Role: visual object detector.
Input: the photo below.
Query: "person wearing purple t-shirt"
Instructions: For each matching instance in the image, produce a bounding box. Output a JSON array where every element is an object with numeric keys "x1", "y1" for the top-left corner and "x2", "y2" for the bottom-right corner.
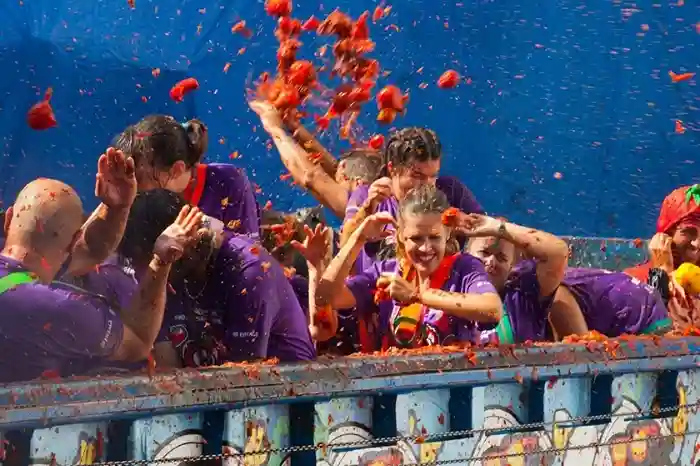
[
  {"x1": 463, "y1": 215, "x2": 570, "y2": 344},
  {"x1": 315, "y1": 185, "x2": 501, "y2": 350},
  {"x1": 340, "y1": 128, "x2": 484, "y2": 273},
  {"x1": 553, "y1": 269, "x2": 672, "y2": 337},
  {"x1": 0, "y1": 158, "x2": 200, "y2": 382},
  {"x1": 115, "y1": 189, "x2": 315, "y2": 368},
  {"x1": 113, "y1": 115, "x2": 260, "y2": 238}
]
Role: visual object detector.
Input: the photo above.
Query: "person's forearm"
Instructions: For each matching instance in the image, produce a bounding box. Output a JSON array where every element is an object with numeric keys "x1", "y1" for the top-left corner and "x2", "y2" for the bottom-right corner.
[
  {"x1": 317, "y1": 229, "x2": 366, "y2": 307},
  {"x1": 499, "y1": 222, "x2": 569, "y2": 263},
  {"x1": 308, "y1": 266, "x2": 338, "y2": 341},
  {"x1": 69, "y1": 204, "x2": 129, "y2": 274},
  {"x1": 340, "y1": 203, "x2": 373, "y2": 247},
  {"x1": 269, "y1": 128, "x2": 348, "y2": 218},
  {"x1": 122, "y1": 256, "x2": 171, "y2": 349},
  {"x1": 290, "y1": 124, "x2": 339, "y2": 177},
  {"x1": 420, "y1": 289, "x2": 502, "y2": 323}
]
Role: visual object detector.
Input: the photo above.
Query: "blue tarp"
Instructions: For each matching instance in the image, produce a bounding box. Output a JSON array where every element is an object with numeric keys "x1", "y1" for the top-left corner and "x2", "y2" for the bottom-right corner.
[{"x1": 0, "y1": 0, "x2": 697, "y2": 236}]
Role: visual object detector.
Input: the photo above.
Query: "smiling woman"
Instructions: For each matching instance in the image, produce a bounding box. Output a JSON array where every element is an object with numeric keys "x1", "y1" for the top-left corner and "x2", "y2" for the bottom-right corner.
[{"x1": 315, "y1": 184, "x2": 501, "y2": 351}]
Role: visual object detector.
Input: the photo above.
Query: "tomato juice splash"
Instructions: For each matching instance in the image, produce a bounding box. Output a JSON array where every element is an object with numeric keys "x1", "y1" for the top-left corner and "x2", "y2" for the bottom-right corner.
[{"x1": 250, "y1": 4, "x2": 403, "y2": 148}]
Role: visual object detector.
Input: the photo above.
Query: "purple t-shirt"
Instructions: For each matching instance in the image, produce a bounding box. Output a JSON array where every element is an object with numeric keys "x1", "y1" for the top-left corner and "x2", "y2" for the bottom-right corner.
[
  {"x1": 345, "y1": 253, "x2": 496, "y2": 348},
  {"x1": 476, "y1": 260, "x2": 553, "y2": 345},
  {"x1": 0, "y1": 255, "x2": 123, "y2": 383},
  {"x1": 562, "y1": 268, "x2": 671, "y2": 336},
  {"x1": 158, "y1": 234, "x2": 315, "y2": 366},
  {"x1": 288, "y1": 274, "x2": 309, "y2": 319},
  {"x1": 193, "y1": 163, "x2": 261, "y2": 239},
  {"x1": 77, "y1": 256, "x2": 138, "y2": 311},
  {"x1": 344, "y1": 176, "x2": 483, "y2": 272}
]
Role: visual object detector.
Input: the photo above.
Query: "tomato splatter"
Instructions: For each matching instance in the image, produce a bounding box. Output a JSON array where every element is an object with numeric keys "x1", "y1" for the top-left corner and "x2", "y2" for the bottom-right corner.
[
  {"x1": 376, "y1": 85, "x2": 408, "y2": 124},
  {"x1": 441, "y1": 207, "x2": 460, "y2": 227},
  {"x1": 27, "y1": 88, "x2": 57, "y2": 131},
  {"x1": 675, "y1": 120, "x2": 686, "y2": 134},
  {"x1": 231, "y1": 20, "x2": 253, "y2": 38},
  {"x1": 437, "y1": 69, "x2": 460, "y2": 89},
  {"x1": 169, "y1": 78, "x2": 199, "y2": 103},
  {"x1": 264, "y1": 0, "x2": 292, "y2": 17},
  {"x1": 301, "y1": 16, "x2": 321, "y2": 31},
  {"x1": 669, "y1": 71, "x2": 695, "y2": 83},
  {"x1": 368, "y1": 134, "x2": 384, "y2": 149}
]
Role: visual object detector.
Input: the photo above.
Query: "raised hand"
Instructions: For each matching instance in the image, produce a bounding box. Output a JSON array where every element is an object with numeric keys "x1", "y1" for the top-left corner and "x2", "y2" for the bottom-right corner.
[
  {"x1": 377, "y1": 273, "x2": 418, "y2": 304},
  {"x1": 649, "y1": 232, "x2": 674, "y2": 273},
  {"x1": 153, "y1": 205, "x2": 203, "y2": 264},
  {"x1": 95, "y1": 147, "x2": 137, "y2": 209},
  {"x1": 291, "y1": 223, "x2": 331, "y2": 271},
  {"x1": 365, "y1": 177, "x2": 393, "y2": 212},
  {"x1": 359, "y1": 212, "x2": 397, "y2": 242},
  {"x1": 249, "y1": 99, "x2": 284, "y2": 134},
  {"x1": 457, "y1": 213, "x2": 503, "y2": 237}
]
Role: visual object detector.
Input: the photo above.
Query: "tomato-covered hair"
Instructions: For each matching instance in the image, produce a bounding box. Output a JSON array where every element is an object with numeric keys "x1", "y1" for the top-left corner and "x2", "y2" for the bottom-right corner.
[
  {"x1": 398, "y1": 184, "x2": 450, "y2": 220},
  {"x1": 383, "y1": 127, "x2": 441, "y2": 172}
]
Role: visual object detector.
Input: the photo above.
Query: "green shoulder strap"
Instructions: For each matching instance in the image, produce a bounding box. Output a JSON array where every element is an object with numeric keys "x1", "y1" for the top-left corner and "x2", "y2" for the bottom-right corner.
[
  {"x1": 0, "y1": 271, "x2": 38, "y2": 295},
  {"x1": 495, "y1": 305, "x2": 515, "y2": 344}
]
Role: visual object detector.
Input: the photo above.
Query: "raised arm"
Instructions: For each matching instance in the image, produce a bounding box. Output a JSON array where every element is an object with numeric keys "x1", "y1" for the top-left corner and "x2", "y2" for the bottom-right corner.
[
  {"x1": 293, "y1": 224, "x2": 338, "y2": 342},
  {"x1": 285, "y1": 117, "x2": 339, "y2": 177},
  {"x1": 250, "y1": 101, "x2": 349, "y2": 219},
  {"x1": 458, "y1": 213, "x2": 569, "y2": 297},
  {"x1": 112, "y1": 205, "x2": 202, "y2": 362},
  {"x1": 317, "y1": 212, "x2": 396, "y2": 309},
  {"x1": 67, "y1": 148, "x2": 137, "y2": 276}
]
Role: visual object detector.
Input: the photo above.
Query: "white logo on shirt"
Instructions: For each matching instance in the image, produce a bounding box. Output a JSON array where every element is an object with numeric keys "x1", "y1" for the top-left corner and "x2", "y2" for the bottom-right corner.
[{"x1": 101, "y1": 319, "x2": 114, "y2": 348}]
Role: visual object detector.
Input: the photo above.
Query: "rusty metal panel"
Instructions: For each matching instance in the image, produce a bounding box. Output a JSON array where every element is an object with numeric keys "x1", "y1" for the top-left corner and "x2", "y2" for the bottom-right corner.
[{"x1": 0, "y1": 337, "x2": 697, "y2": 429}]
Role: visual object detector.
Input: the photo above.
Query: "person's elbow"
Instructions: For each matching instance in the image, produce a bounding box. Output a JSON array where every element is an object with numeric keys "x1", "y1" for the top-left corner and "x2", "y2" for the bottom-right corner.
[
  {"x1": 111, "y1": 329, "x2": 154, "y2": 363},
  {"x1": 482, "y1": 293, "x2": 503, "y2": 323}
]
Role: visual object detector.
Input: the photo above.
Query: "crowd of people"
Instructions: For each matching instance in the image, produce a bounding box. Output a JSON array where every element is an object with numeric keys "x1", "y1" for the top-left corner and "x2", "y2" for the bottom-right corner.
[{"x1": 0, "y1": 101, "x2": 697, "y2": 384}]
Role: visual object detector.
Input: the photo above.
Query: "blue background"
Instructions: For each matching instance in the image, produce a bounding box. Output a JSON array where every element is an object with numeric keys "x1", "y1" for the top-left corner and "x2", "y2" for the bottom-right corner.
[{"x1": 0, "y1": 0, "x2": 697, "y2": 237}]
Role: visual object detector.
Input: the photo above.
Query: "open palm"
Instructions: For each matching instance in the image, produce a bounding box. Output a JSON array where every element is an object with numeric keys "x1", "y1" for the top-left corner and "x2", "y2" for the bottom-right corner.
[{"x1": 95, "y1": 147, "x2": 137, "y2": 209}]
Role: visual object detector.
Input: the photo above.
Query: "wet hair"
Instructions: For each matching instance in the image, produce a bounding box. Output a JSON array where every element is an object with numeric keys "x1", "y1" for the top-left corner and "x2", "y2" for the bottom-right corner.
[
  {"x1": 112, "y1": 115, "x2": 206, "y2": 170},
  {"x1": 118, "y1": 189, "x2": 185, "y2": 262},
  {"x1": 260, "y1": 210, "x2": 306, "y2": 273},
  {"x1": 394, "y1": 185, "x2": 452, "y2": 263},
  {"x1": 383, "y1": 127, "x2": 441, "y2": 173},
  {"x1": 398, "y1": 184, "x2": 450, "y2": 220},
  {"x1": 339, "y1": 149, "x2": 382, "y2": 184}
]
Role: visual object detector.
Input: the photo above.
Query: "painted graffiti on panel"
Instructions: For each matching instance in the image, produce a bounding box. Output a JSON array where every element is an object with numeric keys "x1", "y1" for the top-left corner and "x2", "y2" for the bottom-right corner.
[
  {"x1": 471, "y1": 407, "x2": 554, "y2": 466},
  {"x1": 318, "y1": 408, "x2": 446, "y2": 466},
  {"x1": 29, "y1": 430, "x2": 102, "y2": 466},
  {"x1": 151, "y1": 429, "x2": 206, "y2": 466},
  {"x1": 223, "y1": 418, "x2": 291, "y2": 466},
  {"x1": 594, "y1": 397, "x2": 674, "y2": 465}
]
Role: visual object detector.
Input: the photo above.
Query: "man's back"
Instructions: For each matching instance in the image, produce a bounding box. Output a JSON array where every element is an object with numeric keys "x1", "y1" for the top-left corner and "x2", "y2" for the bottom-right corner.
[{"x1": 0, "y1": 255, "x2": 123, "y2": 383}]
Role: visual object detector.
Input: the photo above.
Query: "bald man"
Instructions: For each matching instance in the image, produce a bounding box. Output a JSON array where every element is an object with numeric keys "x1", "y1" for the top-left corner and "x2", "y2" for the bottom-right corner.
[{"x1": 0, "y1": 151, "x2": 203, "y2": 382}]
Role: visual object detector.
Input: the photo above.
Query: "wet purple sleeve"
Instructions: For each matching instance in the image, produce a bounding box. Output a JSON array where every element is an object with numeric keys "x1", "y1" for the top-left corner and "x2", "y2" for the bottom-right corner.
[
  {"x1": 344, "y1": 185, "x2": 370, "y2": 224},
  {"x1": 345, "y1": 262, "x2": 383, "y2": 315},
  {"x1": 455, "y1": 254, "x2": 498, "y2": 295},
  {"x1": 223, "y1": 261, "x2": 276, "y2": 360},
  {"x1": 220, "y1": 166, "x2": 261, "y2": 239},
  {"x1": 56, "y1": 294, "x2": 125, "y2": 358}
]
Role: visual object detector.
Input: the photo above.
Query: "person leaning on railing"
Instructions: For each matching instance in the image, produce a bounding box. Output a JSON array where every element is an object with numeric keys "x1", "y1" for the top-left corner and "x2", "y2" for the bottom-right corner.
[
  {"x1": 315, "y1": 185, "x2": 502, "y2": 351},
  {"x1": 112, "y1": 189, "x2": 315, "y2": 369},
  {"x1": 461, "y1": 214, "x2": 570, "y2": 344},
  {"x1": 0, "y1": 149, "x2": 202, "y2": 383}
]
